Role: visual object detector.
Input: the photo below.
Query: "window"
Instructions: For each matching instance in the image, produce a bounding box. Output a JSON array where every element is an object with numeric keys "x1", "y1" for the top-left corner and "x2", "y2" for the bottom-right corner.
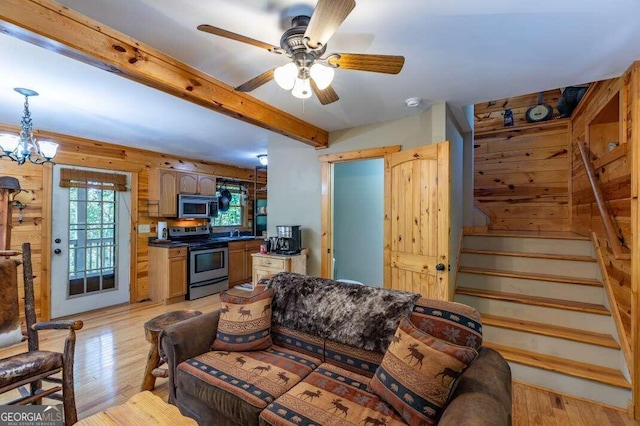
[{"x1": 211, "y1": 187, "x2": 244, "y2": 227}]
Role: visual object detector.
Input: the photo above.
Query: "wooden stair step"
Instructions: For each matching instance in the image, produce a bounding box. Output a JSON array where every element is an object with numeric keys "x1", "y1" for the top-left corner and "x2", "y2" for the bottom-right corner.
[
  {"x1": 462, "y1": 230, "x2": 589, "y2": 240},
  {"x1": 461, "y1": 249, "x2": 596, "y2": 263},
  {"x1": 458, "y1": 267, "x2": 602, "y2": 287},
  {"x1": 481, "y1": 313, "x2": 620, "y2": 349},
  {"x1": 456, "y1": 287, "x2": 610, "y2": 315},
  {"x1": 484, "y1": 342, "x2": 631, "y2": 389}
]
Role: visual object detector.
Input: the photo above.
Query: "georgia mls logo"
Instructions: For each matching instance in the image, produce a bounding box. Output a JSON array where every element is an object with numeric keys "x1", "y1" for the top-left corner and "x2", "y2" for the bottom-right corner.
[{"x1": 0, "y1": 405, "x2": 63, "y2": 426}]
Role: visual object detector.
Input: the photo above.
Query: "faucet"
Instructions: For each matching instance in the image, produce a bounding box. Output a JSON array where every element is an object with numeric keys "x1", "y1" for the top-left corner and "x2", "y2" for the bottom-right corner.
[{"x1": 229, "y1": 229, "x2": 240, "y2": 238}]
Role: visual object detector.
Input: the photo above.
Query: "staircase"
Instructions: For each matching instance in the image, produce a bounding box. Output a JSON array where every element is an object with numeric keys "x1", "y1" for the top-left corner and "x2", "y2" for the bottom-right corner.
[{"x1": 454, "y1": 231, "x2": 631, "y2": 408}]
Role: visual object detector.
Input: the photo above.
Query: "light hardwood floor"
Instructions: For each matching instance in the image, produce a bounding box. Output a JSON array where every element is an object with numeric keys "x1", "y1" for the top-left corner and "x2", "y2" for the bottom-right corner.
[{"x1": 0, "y1": 295, "x2": 638, "y2": 425}]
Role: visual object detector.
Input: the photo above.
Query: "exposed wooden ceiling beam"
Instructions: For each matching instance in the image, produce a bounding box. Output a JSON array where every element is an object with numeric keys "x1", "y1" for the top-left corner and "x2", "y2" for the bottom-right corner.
[{"x1": 0, "y1": 0, "x2": 329, "y2": 148}]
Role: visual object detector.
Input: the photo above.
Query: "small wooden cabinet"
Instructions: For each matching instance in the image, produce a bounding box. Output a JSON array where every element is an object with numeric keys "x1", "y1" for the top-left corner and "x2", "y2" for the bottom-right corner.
[
  {"x1": 148, "y1": 246, "x2": 187, "y2": 304},
  {"x1": 228, "y1": 239, "x2": 263, "y2": 286},
  {"x1": 177, "y1": 173, "x2": 198, "y2": 194},
  {"x1": 252, "y1": 252, "x2": 307, "y2": 286},
  {"x1": 197, "y1": 175, "x2": 217, "y2": 196}
]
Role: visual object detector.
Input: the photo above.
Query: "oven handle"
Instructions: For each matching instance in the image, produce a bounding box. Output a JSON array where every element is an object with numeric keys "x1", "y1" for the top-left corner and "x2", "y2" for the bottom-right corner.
[
  {"x1": 190, "y1": 276, "x2": 228, "y2": 287},
  {"x1": 189, "y1": 245, "x2": 228, "y2": 252}
]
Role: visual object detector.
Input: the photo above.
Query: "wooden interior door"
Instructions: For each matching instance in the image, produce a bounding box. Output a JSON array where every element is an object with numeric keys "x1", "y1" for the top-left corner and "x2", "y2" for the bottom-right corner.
[{"x1": 384, "y1": 142, "x2": 450, "y2": 300}]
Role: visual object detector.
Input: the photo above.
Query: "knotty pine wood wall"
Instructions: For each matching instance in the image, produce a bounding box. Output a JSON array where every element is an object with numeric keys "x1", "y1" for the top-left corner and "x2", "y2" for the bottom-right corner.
[
  {"x1": 474, "y1": 116, "x2": 571, "y2": 231},
  {"x1": 569, "y1": 73, "x2": 633, "y2": 359},
  {"x1": 0, "y1": 123, "x2": 264, "y2": 321}
]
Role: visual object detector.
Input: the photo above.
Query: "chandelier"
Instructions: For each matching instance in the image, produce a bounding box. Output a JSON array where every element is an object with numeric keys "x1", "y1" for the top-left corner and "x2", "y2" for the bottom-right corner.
[{"x1": 0, "y1": 88, "x2": 58, "y2": 165}]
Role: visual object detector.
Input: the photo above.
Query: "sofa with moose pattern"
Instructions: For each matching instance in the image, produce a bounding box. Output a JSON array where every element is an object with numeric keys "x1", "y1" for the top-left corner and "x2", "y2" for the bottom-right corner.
[{"x1": 160, "y1": 273, "x2": 511, "y2": 425}]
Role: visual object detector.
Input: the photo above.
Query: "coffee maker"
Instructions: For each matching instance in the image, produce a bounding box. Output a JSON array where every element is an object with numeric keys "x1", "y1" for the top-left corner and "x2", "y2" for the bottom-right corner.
[{"x1": 274, "y1": 225, "x2": 302, "y2": 255}]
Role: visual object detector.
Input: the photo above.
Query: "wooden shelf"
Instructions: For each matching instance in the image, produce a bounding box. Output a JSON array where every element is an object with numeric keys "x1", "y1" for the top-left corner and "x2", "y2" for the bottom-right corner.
[
  {"x1": 484, "y1": 342, "x2": 630, "y2": 389},
  {"x1": 456, "y1": 287, "x2": 610, "y2": 315},
  {"x1": 475, "y1": 118, "x2": 570, "y2": 139}
]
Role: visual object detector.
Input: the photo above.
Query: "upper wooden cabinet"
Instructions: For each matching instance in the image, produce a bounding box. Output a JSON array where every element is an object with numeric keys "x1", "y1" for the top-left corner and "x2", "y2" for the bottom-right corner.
[
  {"x1": 148, "y1": 168, "x2": 177, "y2": 217},
  {"x1": 177, "y1": 173, "x2": 198, "y2": 194},
  {"x1": 178, "y1": 172, "x2": 217, "y2": 196},
  {"x1": 149, "y1": 169, "x2": 217, "y2": 217},
  {"x1": 198, "y1": 175, "x2": 217, "y2": 196}
]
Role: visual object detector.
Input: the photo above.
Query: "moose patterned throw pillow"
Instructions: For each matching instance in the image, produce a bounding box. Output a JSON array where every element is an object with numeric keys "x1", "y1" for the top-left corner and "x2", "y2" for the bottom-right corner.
[
  {"x1": 368, "y1": 316, "x2": 478, "y2": 426},
  {"x1": 211, "y1": 288, "x2": 274, "y2": 352}
]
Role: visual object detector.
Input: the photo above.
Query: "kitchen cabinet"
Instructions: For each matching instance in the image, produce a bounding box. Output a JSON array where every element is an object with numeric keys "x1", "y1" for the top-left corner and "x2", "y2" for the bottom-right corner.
[
  {"x1": 148, "y1": 169, "x2": 217, "y2": 217},
  {"x1": 198, "y1": 175, "x2": 217, "y2": 196},
  {"x1": 245, "y1": 240, "x2": 262, "y2": 282},
  {"x1": 228, "y1": 239, "x2": 263, "y2": 287},
  {"x1": 228, "y1": 242, "x2": 246, "y2": 285},
  {"x1": 177, "y1": 173, "x2": 198, "y2": 194},
  {"x1": 178, "y1": 172, "x2": 217, "y2": 196},
  {"x1": 148, "y1": 168, "x2": 177, "y2": 217},
  {"x1": 252, "y1": 252, "x2": 307, "y2": 287},
  {"x1": 148, "y1": 246, "x2": 187, "y2": 304}
]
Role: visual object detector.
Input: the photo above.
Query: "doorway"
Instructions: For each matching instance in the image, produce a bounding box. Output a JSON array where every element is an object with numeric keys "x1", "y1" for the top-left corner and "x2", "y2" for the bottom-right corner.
[
  {"x1": 50, "y1": 165, "x2": 131, "y2": 318},
  {"x1": 320, "y1": 142, "x2": 451, "y2": 299},
  {"x1": 332, "y1": 159, "x2": 384, "y2": 286}
]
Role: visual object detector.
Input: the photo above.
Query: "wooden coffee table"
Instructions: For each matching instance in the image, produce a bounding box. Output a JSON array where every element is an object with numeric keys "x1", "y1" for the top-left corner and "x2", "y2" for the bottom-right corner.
[{"x1": 75, "y1": 391, "x2": 197, "y2": 425}]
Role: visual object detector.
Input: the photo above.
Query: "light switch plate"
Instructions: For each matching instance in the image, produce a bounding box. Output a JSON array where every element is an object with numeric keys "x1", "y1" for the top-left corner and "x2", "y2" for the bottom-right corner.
[{"x1": 138, "y1": 224, "x2": 151, "y2": 233}]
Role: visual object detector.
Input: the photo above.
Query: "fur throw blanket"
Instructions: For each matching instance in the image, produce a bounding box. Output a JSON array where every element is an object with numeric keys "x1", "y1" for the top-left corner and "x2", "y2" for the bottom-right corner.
[{"x1": 267, "y1": 273, "x2": 420, "y2": 352}]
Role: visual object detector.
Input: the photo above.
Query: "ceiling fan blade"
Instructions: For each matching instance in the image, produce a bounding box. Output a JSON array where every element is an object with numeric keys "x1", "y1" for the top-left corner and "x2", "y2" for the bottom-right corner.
[
  {"x1": 197, "y1": 24, "x2": 280, "y2": 52},
  {"x1": 234, "y1": 69, "x2": 275, "y2": 92},
  {"x1": 328, "y1": 53, "x2": 405, "y2": 74},
  {"x1": 304, "y1": 0, "x2": 356, "y2": 49},
  {"x1": 311, "y1": 80, "x2": 339, "y2": 105}
]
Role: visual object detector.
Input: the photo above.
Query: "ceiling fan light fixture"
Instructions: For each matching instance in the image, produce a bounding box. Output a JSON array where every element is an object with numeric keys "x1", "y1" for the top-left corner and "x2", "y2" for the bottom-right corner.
[
  {"x1": 274, "y1": 62, "x2": 298, "y2": 90},
  {"x1": 309, "y1": 63, "x2": 334, "y2": 90},
  {"x1": 292, "y1": 77, "x2": 312, "y2": 99}
]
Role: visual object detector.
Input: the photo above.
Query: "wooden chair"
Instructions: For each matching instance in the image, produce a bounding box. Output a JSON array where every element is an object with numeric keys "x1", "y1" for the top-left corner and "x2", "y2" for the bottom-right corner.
[{"x1": 0, "y1": 242, "x2": 83, "y2": 426}]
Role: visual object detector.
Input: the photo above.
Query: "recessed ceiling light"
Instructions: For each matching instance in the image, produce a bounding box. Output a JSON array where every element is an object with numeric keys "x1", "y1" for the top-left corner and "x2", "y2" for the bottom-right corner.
[{"x1": 405, "y1": 97, "x2": 422, "y2": 108}]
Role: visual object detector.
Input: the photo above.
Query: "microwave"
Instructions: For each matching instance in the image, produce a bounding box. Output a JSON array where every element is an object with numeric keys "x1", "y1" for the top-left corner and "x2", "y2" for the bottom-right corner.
[{"x1": 177, "y1": 194, "x2": 218, "y2": 219}]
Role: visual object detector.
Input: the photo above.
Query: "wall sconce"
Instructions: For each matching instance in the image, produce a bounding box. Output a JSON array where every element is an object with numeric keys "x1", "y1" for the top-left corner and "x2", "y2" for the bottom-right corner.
[
  {"x1": 257, "y1": 154, "x2": 268, "y2": 166},
  {"x1": 12, "y1": 200, "x2": 26, "y2": 223}
]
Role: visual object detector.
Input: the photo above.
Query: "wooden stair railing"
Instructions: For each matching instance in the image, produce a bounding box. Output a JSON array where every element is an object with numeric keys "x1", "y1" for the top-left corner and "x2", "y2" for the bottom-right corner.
[{"x1": 577, "y1": 141, "x2": 631, "y2": 260}]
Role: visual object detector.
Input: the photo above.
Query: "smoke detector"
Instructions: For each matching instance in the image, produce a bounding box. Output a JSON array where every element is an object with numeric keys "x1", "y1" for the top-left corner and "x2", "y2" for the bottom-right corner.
[{"x1": 404, "y1": 97, "x2": 422, "y2": 108}]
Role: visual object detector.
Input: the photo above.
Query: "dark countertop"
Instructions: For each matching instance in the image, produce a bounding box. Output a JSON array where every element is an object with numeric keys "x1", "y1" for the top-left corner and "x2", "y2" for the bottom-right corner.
[
  {"x1": 147, "y1": 235, "x2": 261, "y2": 248},
  {"x1": 147, "y1": 240, "x2": 189, "y2": 248}
]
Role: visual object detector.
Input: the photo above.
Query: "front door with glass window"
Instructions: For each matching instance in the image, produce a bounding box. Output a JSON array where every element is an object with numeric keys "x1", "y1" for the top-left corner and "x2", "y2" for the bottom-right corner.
[{"x1": 51, "y1": 165, "x2": 131, "y2": 318}]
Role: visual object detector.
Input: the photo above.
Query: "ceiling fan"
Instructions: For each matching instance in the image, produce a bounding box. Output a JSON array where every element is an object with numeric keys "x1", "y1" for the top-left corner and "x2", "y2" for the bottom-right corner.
[{"x1": 197, "y1": 0, "x2": 405, "y2": 105}]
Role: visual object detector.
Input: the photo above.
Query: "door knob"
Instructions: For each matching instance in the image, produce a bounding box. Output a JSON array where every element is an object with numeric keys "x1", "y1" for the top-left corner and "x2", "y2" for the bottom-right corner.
[
  {"x1": 435, "y1": 263, "x2": 446, "y2": 271},
  {"x1": 54, "y1": 248, "x2": 62, "y2": 255}
]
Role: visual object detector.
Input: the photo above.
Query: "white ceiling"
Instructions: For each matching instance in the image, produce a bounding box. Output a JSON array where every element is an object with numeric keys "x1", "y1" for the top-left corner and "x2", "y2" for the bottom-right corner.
[{"x1": 1, "y1": 0, "x2": 639, "y2": 168}]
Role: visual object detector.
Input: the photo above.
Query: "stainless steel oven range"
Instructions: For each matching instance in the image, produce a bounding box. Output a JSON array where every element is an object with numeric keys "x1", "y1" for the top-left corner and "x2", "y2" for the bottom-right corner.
[{"x1": 168, "y1": 226, "x2": 229, "y2": 300}]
